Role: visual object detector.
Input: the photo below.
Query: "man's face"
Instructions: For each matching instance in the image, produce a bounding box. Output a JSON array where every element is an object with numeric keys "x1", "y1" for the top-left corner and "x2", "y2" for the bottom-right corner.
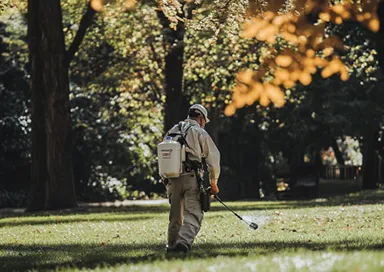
[{"x1": 200, "y1": 117, "x2": 206, "y2": 128}]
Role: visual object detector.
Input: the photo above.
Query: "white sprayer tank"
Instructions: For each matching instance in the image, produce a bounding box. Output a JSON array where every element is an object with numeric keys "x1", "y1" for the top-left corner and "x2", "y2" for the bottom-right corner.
[{"x1": 158, "y1": 136, "x2": 185, "y2": 178}]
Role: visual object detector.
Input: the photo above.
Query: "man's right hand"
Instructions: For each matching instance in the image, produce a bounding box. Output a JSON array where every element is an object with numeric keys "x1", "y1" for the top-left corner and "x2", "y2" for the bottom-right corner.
[{"x1": 210, "y1": 179, "x2": 219, "y2": 195}]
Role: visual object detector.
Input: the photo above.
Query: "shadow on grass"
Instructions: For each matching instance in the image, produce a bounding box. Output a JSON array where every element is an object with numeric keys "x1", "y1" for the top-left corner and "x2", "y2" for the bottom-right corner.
[
  {"x1": 1, "y1": 239, "x2": 383, "y2": 271},
  {"x1": 0, "y1": 205, "x2": 170, "y2": 221},
  {"x1": 0, "y1": 190, "x2": 383, "y2": 224},
  {"x1": 0, "y1": 214, "x2": 157, "y2": 228}
]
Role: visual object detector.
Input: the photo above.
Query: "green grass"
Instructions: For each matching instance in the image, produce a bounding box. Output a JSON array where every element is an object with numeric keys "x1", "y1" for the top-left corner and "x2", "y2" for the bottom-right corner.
[{"x1": 0, "y1": 190, "x2": 383, "y2": 271}]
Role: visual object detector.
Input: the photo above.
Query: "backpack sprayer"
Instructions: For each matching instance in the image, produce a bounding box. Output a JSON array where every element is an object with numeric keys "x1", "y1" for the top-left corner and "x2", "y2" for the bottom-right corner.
[{"x1": 214, "y1": 195, "x2": 259, "y2": 230}]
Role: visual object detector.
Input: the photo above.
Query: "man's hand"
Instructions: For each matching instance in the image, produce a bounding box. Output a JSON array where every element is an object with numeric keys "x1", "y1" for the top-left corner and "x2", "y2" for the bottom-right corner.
[{"x1": 210, "y1": 179, "x2": 219, "y2": 195}]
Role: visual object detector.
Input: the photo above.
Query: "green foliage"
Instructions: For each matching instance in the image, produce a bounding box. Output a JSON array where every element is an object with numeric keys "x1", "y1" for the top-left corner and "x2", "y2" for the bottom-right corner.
[
  {"x1": 0, "y1": 189, "x2": 27, "y2": 208},
  {"x1": 62, "y1": 1, "x2": 164, "y2": 200},
  {"x1": 0, "y1": 3, "x2": 165, "y2": 202},
  {"x1": 0, "y1": 8, "x2": 30, "y2": 197}
]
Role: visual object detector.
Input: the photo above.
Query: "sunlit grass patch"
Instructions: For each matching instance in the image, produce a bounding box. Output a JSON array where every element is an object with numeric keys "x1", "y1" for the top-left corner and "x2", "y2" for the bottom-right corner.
[{"x1": 0, "y1": 190, "x2": 383, "y2": 271}]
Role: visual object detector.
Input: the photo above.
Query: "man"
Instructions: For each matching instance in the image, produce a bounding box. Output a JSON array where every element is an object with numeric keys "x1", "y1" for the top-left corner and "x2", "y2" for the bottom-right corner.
[{"x1": 164, "y1": 104, "x2": 220, "y2": 255}]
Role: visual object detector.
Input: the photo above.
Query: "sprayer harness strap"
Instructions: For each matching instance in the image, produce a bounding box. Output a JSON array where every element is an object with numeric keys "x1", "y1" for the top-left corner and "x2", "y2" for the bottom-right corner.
[{"x1": 167, "y1": 122, "x2": 193, "y2": 148}]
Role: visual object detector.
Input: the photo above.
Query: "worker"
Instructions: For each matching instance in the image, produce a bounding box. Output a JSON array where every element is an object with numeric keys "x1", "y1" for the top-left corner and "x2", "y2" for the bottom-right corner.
[{"x1": 163, "y1": 104, "x2": 220, "y2": 255}]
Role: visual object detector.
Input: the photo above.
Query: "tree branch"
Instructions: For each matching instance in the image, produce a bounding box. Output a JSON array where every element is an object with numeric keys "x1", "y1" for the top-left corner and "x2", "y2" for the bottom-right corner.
[{"x1": 65, "y1": 3, "x2": 96, "y2": 66}]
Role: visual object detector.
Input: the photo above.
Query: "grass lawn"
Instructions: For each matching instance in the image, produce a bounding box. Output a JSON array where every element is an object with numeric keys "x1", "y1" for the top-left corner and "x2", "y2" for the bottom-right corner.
[{"x1": 0, "y1": 190, "x2": 383, "y2": 271}]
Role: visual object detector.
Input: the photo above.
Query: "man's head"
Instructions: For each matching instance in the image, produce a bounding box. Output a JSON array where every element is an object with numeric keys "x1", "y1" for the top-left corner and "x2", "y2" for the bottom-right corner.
[{"x1": 188, "y1": 104, "x2": 210, "y2": 128}]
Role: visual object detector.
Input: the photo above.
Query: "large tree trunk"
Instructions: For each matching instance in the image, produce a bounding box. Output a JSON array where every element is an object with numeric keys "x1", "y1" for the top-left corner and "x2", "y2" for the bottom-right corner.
[
  {"x1": 27, "y1": 0, "x2": 77, "y2": 210},
  {"x1": 157, "y1": 5, "x2": 195, "y2": 133}
]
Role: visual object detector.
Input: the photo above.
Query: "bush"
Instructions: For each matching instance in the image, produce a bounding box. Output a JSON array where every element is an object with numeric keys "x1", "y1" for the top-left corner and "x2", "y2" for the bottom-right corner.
[{"x1": 0, "y1": 189, "x2": 28, "y2": 208}]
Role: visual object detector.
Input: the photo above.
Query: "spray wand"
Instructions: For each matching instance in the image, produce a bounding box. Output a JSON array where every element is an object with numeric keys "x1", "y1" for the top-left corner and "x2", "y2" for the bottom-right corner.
[{"x1": 214, "y1": 195, "x2": 258, "y2": 230}]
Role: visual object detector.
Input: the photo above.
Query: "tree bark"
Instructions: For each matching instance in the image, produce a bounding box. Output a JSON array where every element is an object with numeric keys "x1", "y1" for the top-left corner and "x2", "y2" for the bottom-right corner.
[
  {"x1": 157, "y1": 5, "x2": 195, "y2": 132},
  {"x1": 65, "y1": 3, "x2": 96, "y2": 65},
  {"x1": 27, "y1": 0, "x2": 77, "y2": 210}
]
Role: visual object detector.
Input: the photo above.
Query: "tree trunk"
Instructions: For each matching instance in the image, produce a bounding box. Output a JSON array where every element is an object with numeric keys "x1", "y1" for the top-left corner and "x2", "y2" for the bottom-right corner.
[
  {"x1": 27, "y1": 0, "x2": 77, "y2": 210},
  {"x1": 362, "y1": 128, "x2": 378, "y2": 189},
  {"x1": 157, "y1": 5, "x2": 195, "y2": 133}
]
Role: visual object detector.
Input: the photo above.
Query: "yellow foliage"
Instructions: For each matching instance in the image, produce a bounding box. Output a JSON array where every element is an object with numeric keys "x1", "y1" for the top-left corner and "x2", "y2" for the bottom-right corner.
[
  {"x1": 323, "y1": 47, "x2": 334, "y2": 57},
  {"x1": 304, "y1": 65, "x2": 317, "y2": 74},
  {"x1": 281, "y1": 31, "x2": 299, "y2": 44},
  {"x1": 283, "y1": 80, "x2": 295, "y2": 88},
  {"x1": 299, "y1": 72, "x2": 312, "y2": 86},
  {"x1": 250, "y1": 82, "x2": 263, "y2": 99},
  {"x1": 286, "y1": 23, "x2": 296, "y2": 33},
  {"x1": 265, "y1": 83, "x2": 285, "y2": 107},
  {"x1": 364, "y1": 12, "x2": 372, "y2": 20},
  {"x1": 332, "y1": 4, "x2": 345, "y2": 14},
  {"x1": 368, "y1": 19, "x2": 380, "y2": 32},
  {"x1": 237, "y1": 69, "x2": 254, "y2": 84},
  {"x1": 259, "y1": 92, "x2": 270, "y2": 107},
  {"x1": 91, "y1": 0, "x2": 103, "y2": 11},
  {"x1": 257, "y1": 24, "x2": 278, "y2": 42},
  {"x1": 321, "y1": 66, "x2": 333, "y2": 78},
  {"x1": 241, "y1": 19, "x2": 268, "y2": 38},
  {"x1": 224, "y1": 104, "x2": 236, "y2": 116},
  {"x1": 306, "y1": 49, "x2": 315, "y2": 58},
  {"x1": 319, "y1": 12, "x2": 331, "y2": 22},
  {"x1": 123, "y1": 0, "x2": 136, "y2": 10},
  {"x1": 275, "y1": 68, "x2": 290, "y2": 81},
  {"x1": 289, "y1": 70, "x2": 300, "y2": 81},
  {"x1": 275, "y1": 55, "x2": 293, "y2": 67},
  {"x1": 228, "y1": 0, "x2": 381, "y2": 115},
  {"x1": 314, "y1": 57, "x2": 327, "y2": 67},
  {"x1": 335, "y1": 16, "x2": 343, "y2": 24},
  {"x1": 340, "y1": 70, "x2": 349, "y2": 81},
  {"x1": 298, "y1": 35, "x2": 307, "y2": 44}
]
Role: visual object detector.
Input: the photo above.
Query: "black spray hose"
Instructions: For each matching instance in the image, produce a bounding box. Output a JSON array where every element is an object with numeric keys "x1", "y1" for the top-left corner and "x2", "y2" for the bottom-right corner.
[{"x1": 214, "y1": 195, "x2": 258, "y2": 230}]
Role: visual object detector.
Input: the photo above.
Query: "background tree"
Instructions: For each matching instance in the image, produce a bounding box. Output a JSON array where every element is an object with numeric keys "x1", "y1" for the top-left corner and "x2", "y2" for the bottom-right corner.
[
  {"x1": 27, "y1": 0, "x2": 96, "y2": 210},
  {"x1": 224, "y1": 0, "x2": 384, "y2": 190}
]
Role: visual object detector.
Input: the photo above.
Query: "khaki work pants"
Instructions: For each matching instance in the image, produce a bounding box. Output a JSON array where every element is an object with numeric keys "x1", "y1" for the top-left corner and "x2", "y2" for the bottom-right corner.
[{"x1": 167, "y1": 172, "x2": 203, "y2": 250}]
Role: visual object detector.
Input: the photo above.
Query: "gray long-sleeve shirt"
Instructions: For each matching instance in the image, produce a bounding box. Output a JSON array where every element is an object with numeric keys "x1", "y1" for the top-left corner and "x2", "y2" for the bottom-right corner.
[{"x1": 166, "y1": 119, "x2": 221, "y2": 180}]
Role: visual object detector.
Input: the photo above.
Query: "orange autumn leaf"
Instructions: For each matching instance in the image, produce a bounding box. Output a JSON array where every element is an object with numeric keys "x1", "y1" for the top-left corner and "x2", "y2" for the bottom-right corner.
[
  {"x1": 259, "y1": 91, "x2": 270, "y2": 107},
  {"x1": 265, "y1": 83, "x2": 285, "y2": 107},
  {"x1": 368, "y1": 19, "x2": 380, "y2": 32},
  {"x1": 224, "y1": 104, "x2": 236, "y2": 116},
  {"x1": 123, "y1": 0, "x2": 136, "y2": 10},
  {"x1": 299, "y1": 72, "x2": 312, "y2": 86},
  {"x1": 275, "y1": 55, "x2": 293, "y2": 67},
  {"x1": 91, "y1": 0, "x2": 103, "y2": 11},
  {"x1": 237, "y1": 69, "x2": 254, "y2": 84},
  {"x1": 323, "y1": 47, "x2": 334, "y2": 57}
]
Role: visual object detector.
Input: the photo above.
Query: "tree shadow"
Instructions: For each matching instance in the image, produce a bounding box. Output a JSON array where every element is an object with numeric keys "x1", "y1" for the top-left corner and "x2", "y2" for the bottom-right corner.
[
  {"x1": 0, "y1": 238, "x2": 383, "y2": 271},
  {"x1": 0, "y1": 190, "x2": 383, "y2": 224},
  {"x1": 0, "y1": 214, "x2": 156, "y2": 228},
  {"x1": 0, "y1": 204, "x2": 170, "y2": 221}
]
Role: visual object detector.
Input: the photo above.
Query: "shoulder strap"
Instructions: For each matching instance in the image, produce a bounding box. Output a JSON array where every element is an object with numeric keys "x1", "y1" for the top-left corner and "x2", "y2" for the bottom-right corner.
[
  {"x1": 179, "y1": 122, "x2": 193, "y2": 148},
  {"x1": 166, "y1": 122, "x2": 194, "y2": 148}
]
